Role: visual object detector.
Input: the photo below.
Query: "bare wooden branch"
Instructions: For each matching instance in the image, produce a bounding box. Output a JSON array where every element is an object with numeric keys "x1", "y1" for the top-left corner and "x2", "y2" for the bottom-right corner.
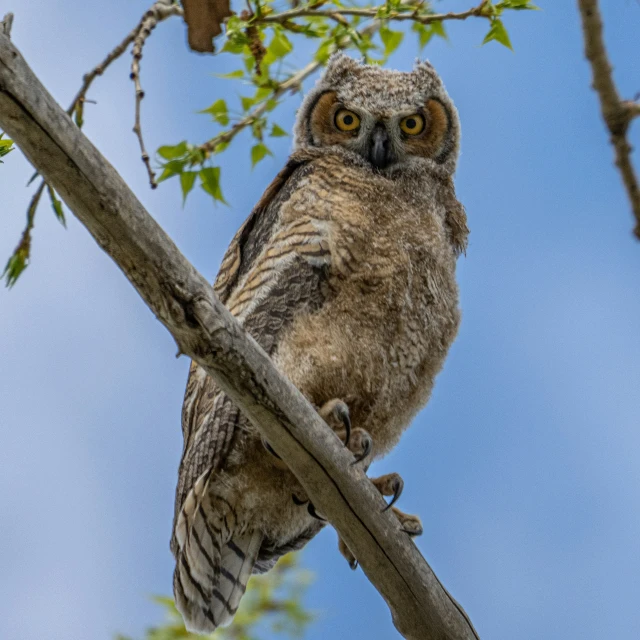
[
  {"x1": 577, "y1": 0, "x2": 640, "y2": 240},
  {"x1": 0, "y1": 32, "x2": 480, "y2": 640}
]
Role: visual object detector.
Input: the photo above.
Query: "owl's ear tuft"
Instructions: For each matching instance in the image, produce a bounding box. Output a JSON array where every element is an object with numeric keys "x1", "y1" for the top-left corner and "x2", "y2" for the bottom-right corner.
[
  {"x1": 322, "y1": 52, "x2": 362, "y2": 85},
  {"x1": 412, "y1": 59, "x2": 440, "y2": 85}
]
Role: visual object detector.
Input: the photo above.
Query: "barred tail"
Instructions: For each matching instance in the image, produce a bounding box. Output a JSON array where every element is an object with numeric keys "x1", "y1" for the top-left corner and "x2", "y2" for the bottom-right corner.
[
  {"x1": 172, "y1": 474, "x2": 262, "y2": 633},
  {"x1": 214, "y1": 531, "x2": 263, "y2": 627}
]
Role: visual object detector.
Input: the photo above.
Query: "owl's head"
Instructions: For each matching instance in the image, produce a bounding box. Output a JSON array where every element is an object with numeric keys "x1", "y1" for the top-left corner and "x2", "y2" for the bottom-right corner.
[{"x1": 294, "y1": 53, "x2": 460, "y2": 176}]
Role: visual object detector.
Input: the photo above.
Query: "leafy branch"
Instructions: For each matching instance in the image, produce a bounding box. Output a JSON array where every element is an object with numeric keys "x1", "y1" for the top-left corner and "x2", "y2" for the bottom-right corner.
[
  {"x1": 156, "y1": 0, "x2": 537, "y2": 204},
  {"x1": 3, "y1": 0, "x2": 536, "y2": 282},
  {"x1": 116, "y1": 555, "x2": 314, "y2": 640},
  {"x1": 2, "y1": 1, "x2": 182, "y2": 287}
]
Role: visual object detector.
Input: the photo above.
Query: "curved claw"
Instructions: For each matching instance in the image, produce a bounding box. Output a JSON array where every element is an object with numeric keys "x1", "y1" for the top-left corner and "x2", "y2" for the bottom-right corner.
[
  {"x1": 382, "y1": 475, "x2": 404, "y2": 512},
  {"x1": 292, "y1": 493, "x2": 308, "y2": 506},
  {"x1": 349, "y1": 558, "x2": 359, "y2": 571},
  {"x1": 351, "y1": 434, "x2": 372, "y2": 465},
  {"x1": 336, "y1": 403, "x2": 351, "y2": 448},
  {"x1": 262, "y1": 438, "x2": 281, "y2": 460},
  {"x1": 307, "y1": 502, "x2": 327, "y2": 522},
  {"x1": 402, "y1": 524, "x2": 424, "y2": 537}
]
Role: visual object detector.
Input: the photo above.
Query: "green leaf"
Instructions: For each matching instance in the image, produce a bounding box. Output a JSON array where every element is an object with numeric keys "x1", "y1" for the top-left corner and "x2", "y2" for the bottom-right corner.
[
  {"x1": 251, "y1": 143, "x2": 272, "y2": 167},
  {"x1": 214, "y1": 69, "x2": 245, "y2": 79},
  {"x1": 2, "y1": 250, "x2": 28, "y2": 288},
  {"x1": 0, "y1": 133, "x2": 14, "y2": 162},
  {"x1": 179, "y1": 171, "x2": 197, "y2": 204},
  {"x1": 47, "y1": 185, "x2": 66, "y2": 227},
  {"x1": 156, "y1": 159, "x2": 187, "y2": 183},
  {"x1": 241, "y1": 95, "x2": 256, "y2": 112},
  {"x1": 74, "y1": 101, "x2": 84, "y2": 129},
  {"x1": 199, "y1": 167, "x2": 226, "y2": 203},
  {"x1": 269, "y1": 31, "x2": 293, "y2": 59},
  {"x1": 431, "y1": 20, "x2": 448, "y2": 40},
  {"x1": 270, "y1": 123, "x2": 288, "y2": 138},
  {"x1": 157, "y1": 142, "x2": 188, "y2": 160},
  {"x1": 199, "y1": 99, "x2": 229, "y2": 125},
  {"x1": 482, "y1": 18, "x2": 513, "y2": 50},
  {"x1": 314, "y1": 38, "x2": 334, "y2": 63},
  {"x1": 379, "y1": 26, "x2": 404, "y2": 56},
  {"x1": 255, "y1": 86, "x2": 273, "y2": 102},
  {"x1": 497, "y1": 0, "x2": 539, "y2": 9}
]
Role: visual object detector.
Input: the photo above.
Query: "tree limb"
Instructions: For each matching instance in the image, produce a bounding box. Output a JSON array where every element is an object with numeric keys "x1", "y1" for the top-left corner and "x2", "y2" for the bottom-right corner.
[
  {"x1": 0, "y1": 31, "x2": 480, "y2": 640},
  {"x1": 577, "y1": 0, "x2": 640, "y2": 240}
]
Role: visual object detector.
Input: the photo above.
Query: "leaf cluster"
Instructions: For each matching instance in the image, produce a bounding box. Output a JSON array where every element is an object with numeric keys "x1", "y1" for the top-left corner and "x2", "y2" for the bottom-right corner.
[
  {"x1": 4, "y1": 1, "x2": 537, "y2": 286},
  {"x1": 116, "y1": 554, "x2": 314, "y2": 640}
]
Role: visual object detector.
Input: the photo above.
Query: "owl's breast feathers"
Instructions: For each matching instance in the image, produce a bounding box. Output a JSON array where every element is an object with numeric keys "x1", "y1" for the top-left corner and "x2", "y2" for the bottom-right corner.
[{"x1": 172, "y1": 150, "x2": 464, "y2": 633}]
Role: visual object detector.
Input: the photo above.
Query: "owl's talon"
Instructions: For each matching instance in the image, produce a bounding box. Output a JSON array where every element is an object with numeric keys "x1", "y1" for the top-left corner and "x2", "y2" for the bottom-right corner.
[
  {"x1": 307, "y1": 502, "x2": 326, "y2": 522},
  {"x1": 370, "y1": 472, "x2": 404, "y2": 511},
  {"x1": 351, "y1": 431, "x2": 373, "y2": 465},
  {"x1": 319, "y1": 399, "x2": 351, "y2": 448},
  {"x1": 292, "y1": 493, "x2": 308, "y2": 506},
  {"x1": 338, "y1": 536, "x2": 358, "y2": 569}
]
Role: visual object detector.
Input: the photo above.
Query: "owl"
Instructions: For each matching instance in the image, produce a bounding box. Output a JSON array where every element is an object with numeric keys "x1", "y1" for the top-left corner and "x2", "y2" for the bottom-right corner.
[{"x1": 171, "y1": 52, "x2": 469, "y2": 633}]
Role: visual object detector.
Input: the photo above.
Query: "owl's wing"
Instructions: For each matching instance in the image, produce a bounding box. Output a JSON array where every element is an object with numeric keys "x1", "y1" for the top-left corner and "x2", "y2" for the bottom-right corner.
[
  {"x1": 173, "y1": 156, "x2": 334, "y2": 630},
  {"x1": 173, "y1": 153, "x2": 331, "y2": 535},
  {"x1": 177, "y1": 155, "x2": 308, "y2": 464}
]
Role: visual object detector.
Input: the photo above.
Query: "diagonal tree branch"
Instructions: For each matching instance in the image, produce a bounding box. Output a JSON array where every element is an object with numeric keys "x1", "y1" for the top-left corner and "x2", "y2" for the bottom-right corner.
[
  {"x1": 577, "y1": 0, "x2": 640, "y2": 240},
  {"x1": 0, "y1": 31, "x2": 480, "y2": 640}
]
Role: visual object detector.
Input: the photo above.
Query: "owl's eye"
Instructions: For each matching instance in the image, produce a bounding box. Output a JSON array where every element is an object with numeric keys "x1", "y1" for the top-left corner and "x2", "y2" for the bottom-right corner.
[
  {"x1": 335, "y1": 109, "x2": 360, "y2": 132},
  {"x1": 400, "y1": 114, "x2": 425, "y2": 136}
]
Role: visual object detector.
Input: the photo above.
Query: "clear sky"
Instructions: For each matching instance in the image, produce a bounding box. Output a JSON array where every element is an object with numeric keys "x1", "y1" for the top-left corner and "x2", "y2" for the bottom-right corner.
[{"x1": 1, "y1": 1, "x2": 640, "y2": 639}]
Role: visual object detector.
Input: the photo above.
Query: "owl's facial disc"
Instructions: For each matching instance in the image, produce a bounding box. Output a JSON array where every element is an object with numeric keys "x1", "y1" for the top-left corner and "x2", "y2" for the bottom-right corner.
[{"x1": 306, "y1": 89, "x2": 456, "y2": 171}]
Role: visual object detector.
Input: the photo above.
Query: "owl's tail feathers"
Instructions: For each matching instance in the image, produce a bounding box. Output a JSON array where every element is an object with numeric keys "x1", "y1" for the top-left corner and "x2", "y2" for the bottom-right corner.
[
  {"x1": 172, "y1": 478, "x2": 263, "y2": 633},
  {"x1": 216, "y1": 530, "x2": 263, "y2": 626}
]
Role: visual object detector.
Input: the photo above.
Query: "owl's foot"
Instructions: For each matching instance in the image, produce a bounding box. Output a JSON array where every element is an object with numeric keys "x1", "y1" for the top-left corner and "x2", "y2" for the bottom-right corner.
[
  {"x1": 337, "y1": 473, "x2": 422, "y2": 570},
  {"x1": 262, "y1": 398, "x2": 354, "y2": 469},
  {"x1": 390, "y1": 506, "x2": 423, "y2": 537},
  {"x1": 318, "y1": 399, "x2": 372, "y2": 465},
  {"x1": 318, "y1": 398, "x2": 351, "y2": 447}
]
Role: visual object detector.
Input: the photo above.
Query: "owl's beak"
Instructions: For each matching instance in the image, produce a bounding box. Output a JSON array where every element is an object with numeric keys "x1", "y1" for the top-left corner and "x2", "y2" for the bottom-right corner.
[{"x1": 368, "y1": 125, "x2": 393, "y2": 170}]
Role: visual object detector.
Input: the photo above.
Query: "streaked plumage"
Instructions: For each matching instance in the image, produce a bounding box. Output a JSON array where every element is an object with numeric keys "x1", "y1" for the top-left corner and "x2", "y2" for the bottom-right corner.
[{"x1": 171, "y1": 52, "x2": 468, "y2": 633}]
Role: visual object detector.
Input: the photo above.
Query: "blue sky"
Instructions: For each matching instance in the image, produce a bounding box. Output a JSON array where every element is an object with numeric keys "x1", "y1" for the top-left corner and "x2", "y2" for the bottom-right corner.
[{"x1": 1, "y1": 1, "x2": 640, "y2": 639}]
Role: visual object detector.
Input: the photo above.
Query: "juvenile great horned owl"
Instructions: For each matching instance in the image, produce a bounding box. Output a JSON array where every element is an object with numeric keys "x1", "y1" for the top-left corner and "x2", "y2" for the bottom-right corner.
[{"x1": 172, "y1": 53, "x2": 468, "y2": 633}]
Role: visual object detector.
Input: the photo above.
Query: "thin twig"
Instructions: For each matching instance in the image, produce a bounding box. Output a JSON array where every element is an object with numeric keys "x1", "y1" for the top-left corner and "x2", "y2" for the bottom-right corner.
[
  {"x1": 131, "y1": 1, "x2": 184, "y2": 188},
  {"x1": 201, "y1": 59, "x2": 322, "y2": 155},
  {"x1": 259, "y1": 0, "x2": 490, "y2": 27},
  {"x1": 577, "y1": 0, "x2": 640, "y2": 239},
  {"x1": 1, "y1": 12, "x2": 13, "y2": 38},
  {"x1": 17, "y1": 0, "x2": 183, "y2": 274}
]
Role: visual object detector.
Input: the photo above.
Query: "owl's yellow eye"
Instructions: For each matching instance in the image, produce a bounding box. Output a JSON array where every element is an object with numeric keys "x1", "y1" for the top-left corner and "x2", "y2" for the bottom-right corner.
[
  {"x1": 400, "y1": 114, "x2": 425, "y2": 135},
  {"x1": 335, "y1": 109, "x2": 360, "y2": 132}
]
